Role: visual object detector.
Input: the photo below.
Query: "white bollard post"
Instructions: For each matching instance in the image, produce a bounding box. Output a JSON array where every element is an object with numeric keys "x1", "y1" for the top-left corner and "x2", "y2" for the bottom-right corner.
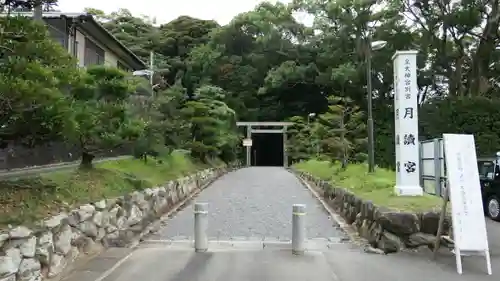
[
  {"x1": 292, "y1": 204, "x2": 306, "y2": 255},
  {"x1": 194, "y1": 202, "x2": 208, "y2": 252}
]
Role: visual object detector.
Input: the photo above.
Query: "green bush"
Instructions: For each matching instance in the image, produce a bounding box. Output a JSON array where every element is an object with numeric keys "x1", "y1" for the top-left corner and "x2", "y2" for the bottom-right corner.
[
  {"x1": 420, "y1": 96, "x2": 500, "y2": 157},
  {"x1": 373, "y1": 96, "x2": 500, "y2": 168},
  {"x1": 293, "y1": 159, "x2": 442, "y2": 211}
]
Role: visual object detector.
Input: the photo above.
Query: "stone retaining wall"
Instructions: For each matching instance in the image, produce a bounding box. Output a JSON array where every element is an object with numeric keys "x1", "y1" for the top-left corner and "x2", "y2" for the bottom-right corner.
[
  {"x1": 0, "y1": 165, "x2": 237, "y2": 281},
  {"x1": 295, "y1": 171, "x2": 453, "y2": 254}
]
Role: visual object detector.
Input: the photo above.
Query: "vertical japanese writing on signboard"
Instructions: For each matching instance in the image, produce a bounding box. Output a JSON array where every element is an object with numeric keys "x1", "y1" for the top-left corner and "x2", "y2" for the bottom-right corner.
[
  {"x1": 402, "y1": 132, "x2": 417, "y2": 173},
  {"x1": 454, "y1": 151, "x2": 467, "y2": 238},
  {"x1": 403, "y1": 134, "x2": 415, "y2": 145},
  {"x1": 394, "y1": 51, "x2": 420, "y2": 188},
  {"x1": 394, "y1": 72, "x2": 399, "y2": 101},
  {"x1": 456, "y1": 152, "x2": 468, "y2": 216},
  {"x1": 395, "y1": 83, "x2": 399, "y2": 101},
  {"x1": 403, "y1": 107, "x2": 413, "y2": 119},
  {"x1": 404, "y1": 59, "x2": 412, "y2": 99},
  {"x1": 403, "y1": 58, "x2": 416, "y2": 174}
]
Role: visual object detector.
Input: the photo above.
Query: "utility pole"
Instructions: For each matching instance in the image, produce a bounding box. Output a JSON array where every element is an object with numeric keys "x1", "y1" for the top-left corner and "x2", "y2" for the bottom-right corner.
[
  {"x1": 366, "y1": 37, "x2": 375, "y2": 173},
  {"x1": 364, "y1": 38, "x2": 387, "y2": 173},
  {"x1": 307, "y1": 113, "x2": 317, "y2": 158},
  {"x1": 149, "y1": 51, "x2": 154, "y2": 86},
  {"x1": 340, "y1": 110, "x2": 347, "y2": 168}
]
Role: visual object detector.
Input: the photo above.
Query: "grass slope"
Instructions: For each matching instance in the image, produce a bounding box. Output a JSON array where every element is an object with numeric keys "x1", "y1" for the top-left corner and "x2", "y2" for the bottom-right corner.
[
  {"x1": 293, "y1": 159, "x2": 442, "y2": 212},
  {"x1": 0, "y1": 150, "x2": 220, "y2": 227}
]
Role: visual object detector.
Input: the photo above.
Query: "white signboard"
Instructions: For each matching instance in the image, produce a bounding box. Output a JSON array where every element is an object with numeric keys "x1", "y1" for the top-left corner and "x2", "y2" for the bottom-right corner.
[
  {"x1": 442, "y1": 134, "x2": 491, "y2": 275},
  {"x1": 392, "y1": 50, "x2": 422, "y2": 196},
  {"x1": 242, "y1": 139, "x2": 252, "y2": 147}
]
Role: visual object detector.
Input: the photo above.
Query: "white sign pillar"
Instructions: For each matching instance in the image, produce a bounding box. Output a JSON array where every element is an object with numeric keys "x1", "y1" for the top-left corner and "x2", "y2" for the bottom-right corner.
[{"x1": 393, "y1": 50, "x2": 423, "y2": 196}]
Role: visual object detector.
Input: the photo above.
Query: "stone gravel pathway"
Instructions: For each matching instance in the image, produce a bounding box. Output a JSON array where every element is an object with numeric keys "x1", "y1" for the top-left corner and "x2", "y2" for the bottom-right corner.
[{"x1": 151, "y1": 167, "x2": 346, "y2": 240}]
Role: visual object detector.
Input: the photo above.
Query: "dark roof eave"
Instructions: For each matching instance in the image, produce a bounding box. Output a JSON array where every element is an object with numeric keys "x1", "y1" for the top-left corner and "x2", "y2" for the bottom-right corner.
[{"x1": 0, "y1": 12, "x2": 147, "y2": 70}]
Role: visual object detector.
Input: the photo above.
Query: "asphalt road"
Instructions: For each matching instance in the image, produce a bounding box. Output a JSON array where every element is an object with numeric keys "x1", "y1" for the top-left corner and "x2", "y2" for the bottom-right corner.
[
  {"x1": 151, "y1": 167, "x2": 346, "y2": 240},
  {"x1": 61, "y1": 167, "x2": 500, "y2": 281},
  {"x1": 63, "y1": 240, "x2": 498, "y2": 281},
  {"x1": 486, "y1": 218, "x2": 500, "y2": 258},
  {"x1": 0, "y1": 155, "x2": 131, "y2": 179}
]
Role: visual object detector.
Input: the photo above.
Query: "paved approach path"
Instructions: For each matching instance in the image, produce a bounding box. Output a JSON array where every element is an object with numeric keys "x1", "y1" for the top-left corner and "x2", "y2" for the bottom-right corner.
[
  {"x1": 63, "y1": 167, "x2": 499, "y2": 281},
  {"x1": 150, "y1": 167, "x2": 346, "y2": 240}
]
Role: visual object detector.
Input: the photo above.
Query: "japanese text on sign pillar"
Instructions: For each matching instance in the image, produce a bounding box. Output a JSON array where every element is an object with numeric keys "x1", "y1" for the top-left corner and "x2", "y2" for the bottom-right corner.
[
  {"x1": 393, "y1": 50, "x2": 421, "y2": 194},
  {"x1": 404, "y1": 58, "x2": 412, "y2": 100}
]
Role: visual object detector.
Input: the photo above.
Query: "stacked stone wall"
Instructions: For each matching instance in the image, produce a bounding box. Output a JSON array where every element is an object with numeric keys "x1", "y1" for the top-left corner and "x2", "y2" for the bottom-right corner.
[
  {"x1": 294, "y1": 170, "x2": 453, "y2": 253},
  {"x1": 0, "y1": 166, "x2": 238, "y2": 281}
]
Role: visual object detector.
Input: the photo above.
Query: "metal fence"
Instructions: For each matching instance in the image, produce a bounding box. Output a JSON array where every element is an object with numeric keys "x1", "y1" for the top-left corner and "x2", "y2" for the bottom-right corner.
[{"x1": 420, "y1": 138, "x2": 446, "y2": 197}]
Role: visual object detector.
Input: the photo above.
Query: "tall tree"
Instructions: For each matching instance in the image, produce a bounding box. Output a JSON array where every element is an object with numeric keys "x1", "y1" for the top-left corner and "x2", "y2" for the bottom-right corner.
[
  {"x1": 0, "y1": 16, "x2": 79, "y2": 148},
  {"x1": 68, "y1": 66, "x2": 145, "y2": 168},
  {"x1": 83, "y1": 1, "x2": 500, "y2": 166},
  {"x1": 181, "y1": 85, "x2": 238, "y2": 162}
]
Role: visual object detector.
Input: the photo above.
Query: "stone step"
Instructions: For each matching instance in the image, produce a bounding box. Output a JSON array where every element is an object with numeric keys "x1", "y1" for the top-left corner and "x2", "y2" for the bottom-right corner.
[{"x1": 138, "y1": 237, "x2": 349, "y2": 251}]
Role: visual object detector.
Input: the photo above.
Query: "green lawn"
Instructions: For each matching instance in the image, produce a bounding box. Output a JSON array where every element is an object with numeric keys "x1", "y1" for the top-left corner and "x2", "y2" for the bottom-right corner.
[
  {"x1": 0, "y1": 150, "x2": 220, "y2": 227},
  {"x1": 293, "y1": 159, "x2": 443, "y2": 212}
]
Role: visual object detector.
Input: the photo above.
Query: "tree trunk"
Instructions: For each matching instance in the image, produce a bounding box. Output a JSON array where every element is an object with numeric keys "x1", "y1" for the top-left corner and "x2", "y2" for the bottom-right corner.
[
  {"x1": 467, "y1": 0, "x2": 500, "y2": 96},
  {"x1": 340, "y1": 111, "x2": 347, "y2": 169},
  {"x1": 33, "y1": 1, "x2": 43, "y2": 21},
  {"x1": 80, "y1": 151, "x2": 95, "y2": 169}
]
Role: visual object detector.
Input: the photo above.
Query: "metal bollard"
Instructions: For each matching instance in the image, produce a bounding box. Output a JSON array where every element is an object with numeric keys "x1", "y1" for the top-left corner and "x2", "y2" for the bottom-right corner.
[
  {"x1": 292, "y1": 204, "x2": 306, "y2": 255},
  {"x1": 194, "y1": 202, "x2": 208, "y2": 252}
]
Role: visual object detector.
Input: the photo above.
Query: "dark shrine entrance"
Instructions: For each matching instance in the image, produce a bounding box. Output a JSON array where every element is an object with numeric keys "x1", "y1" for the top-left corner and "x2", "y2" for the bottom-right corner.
[
  {"x1": 237, "y1": 122, "x2": 293, "y2": 167},
  {"x1": 251, "y1": 133, "x2": 284, "y2": 166}
]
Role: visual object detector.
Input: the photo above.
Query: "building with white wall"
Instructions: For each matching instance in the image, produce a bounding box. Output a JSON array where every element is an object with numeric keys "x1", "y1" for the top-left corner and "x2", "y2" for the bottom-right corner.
[{"x1": 4, "y1": 11, "x2": 146, "y2": 71}]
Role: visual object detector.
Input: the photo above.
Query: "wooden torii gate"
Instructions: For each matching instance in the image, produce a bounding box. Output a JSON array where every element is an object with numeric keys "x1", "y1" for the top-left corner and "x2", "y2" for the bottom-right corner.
[{"x1": 236, "y1": 122, "x2": 294, "y2": 167}]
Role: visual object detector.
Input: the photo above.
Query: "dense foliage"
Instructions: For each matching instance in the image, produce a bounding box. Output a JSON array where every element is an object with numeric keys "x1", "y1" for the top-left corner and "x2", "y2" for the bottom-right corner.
[
  {"x1": 87, "y1": 0, "x2": 500, "y2": 167},
  {"x1": 0, "y1": 16, "x2": 78, "y2": 148},
  {"x1": 1, "y1": 1, "x2": 240, "y2": 167},
  {"x1": 4, "y1": 0, "x2": 500, "y2": 170}
]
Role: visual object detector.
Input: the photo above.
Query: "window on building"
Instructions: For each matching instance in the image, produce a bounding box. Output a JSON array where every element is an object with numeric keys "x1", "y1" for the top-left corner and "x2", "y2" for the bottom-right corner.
[
  {"x1": 44, "y1": 19, "x2": 71, "y2": 49},
  {"x1": 84, "y1": 38, "x2": 105, "y2": 66},
  {"x1": 74, "y1": 41, "x2": 79, "y2": 57},
  {"x1": 47, "y1": 26, "x2": 66, "y2": 48},
  {"x1": 117, "y1": 61, "x2": 130, "y2": 72},
  {"x1": 74, "y1": 41, "x2": 82, "y2": 67}
]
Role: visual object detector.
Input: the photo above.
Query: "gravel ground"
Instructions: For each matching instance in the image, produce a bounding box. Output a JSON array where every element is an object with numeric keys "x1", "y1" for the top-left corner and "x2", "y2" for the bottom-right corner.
[{"x1": 153, "y1": 167, "x2": 346, "y2": 240}]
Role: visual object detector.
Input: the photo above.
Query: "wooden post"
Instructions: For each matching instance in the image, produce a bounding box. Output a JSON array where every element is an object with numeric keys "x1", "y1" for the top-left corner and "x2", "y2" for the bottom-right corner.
[{"x1": 433, "y1": 180, "x2": 449, "y2": 259}]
